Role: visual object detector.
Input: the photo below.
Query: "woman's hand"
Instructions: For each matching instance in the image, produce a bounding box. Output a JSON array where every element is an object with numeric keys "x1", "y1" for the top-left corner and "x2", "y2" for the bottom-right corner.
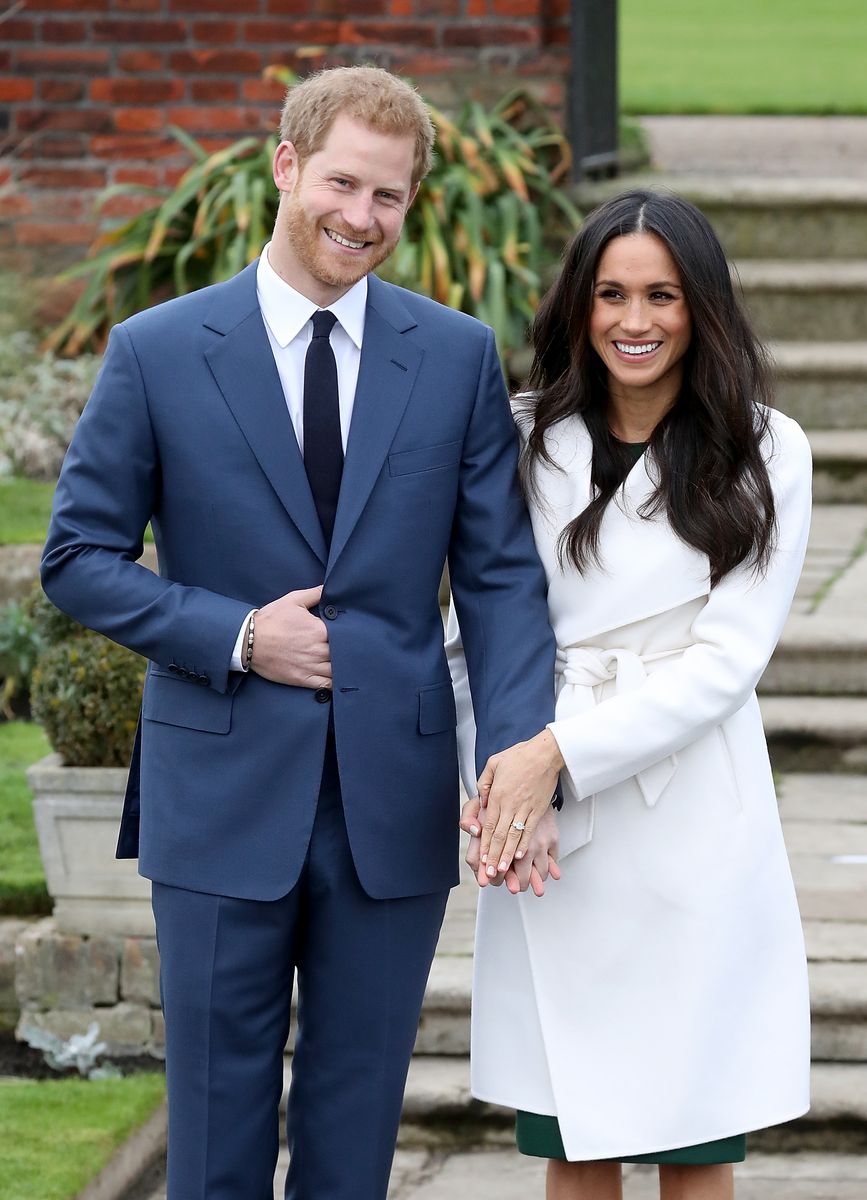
[{"x1": 475, "y1": 730, "x2": 565, "y2": 882}]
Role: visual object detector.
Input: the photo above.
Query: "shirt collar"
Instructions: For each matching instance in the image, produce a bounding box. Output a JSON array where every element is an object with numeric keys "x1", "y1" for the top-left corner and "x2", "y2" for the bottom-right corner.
[{"x1": 256, "y1": 242, "x2": 367, "y2": 350}]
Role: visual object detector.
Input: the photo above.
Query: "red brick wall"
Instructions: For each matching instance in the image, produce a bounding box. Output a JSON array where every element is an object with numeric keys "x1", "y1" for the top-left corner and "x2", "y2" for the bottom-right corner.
[{"x1": 0, "y1": 1, "x2": 570, "y2": 272}]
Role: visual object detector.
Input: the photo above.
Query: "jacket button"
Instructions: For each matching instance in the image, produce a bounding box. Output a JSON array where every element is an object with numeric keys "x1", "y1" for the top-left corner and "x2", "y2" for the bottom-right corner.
[
  {"x1": 197, "y1": 674, "x2": 210, "y2": 686},
  {"x1": 314, "y1": 688, "x2": 332, "y2": 704},
  {"x1": 323, "y1": 604, "x2": 338, "y2": 620},
  {"x1": 168, "y1": 663, "x2": 180, "y2": 674}
]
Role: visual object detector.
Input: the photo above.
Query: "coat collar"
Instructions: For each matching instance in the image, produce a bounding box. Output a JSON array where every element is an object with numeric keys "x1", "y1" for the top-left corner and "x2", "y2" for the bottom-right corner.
[
  {"x1": 202, "y1": 264, "x2": 423, "y2": 573},
  {"x1": 532, "y1": 415, "x2": 711, "y2": 642}
]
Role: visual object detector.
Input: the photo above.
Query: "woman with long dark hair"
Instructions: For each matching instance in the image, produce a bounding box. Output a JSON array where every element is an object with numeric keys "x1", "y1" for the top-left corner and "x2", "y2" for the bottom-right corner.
[{"x1": 448, "y1": 190, "x2": 812, "y2": 1199}]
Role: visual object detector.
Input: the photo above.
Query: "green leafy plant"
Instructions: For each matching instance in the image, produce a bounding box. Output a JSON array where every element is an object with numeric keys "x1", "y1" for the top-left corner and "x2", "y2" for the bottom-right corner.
[
  {"x1": 49, "y1": 73, "x2": 579, "y2": 366},
  {"x1": 0, "y1": 601, "x2": 42, "y2": 719},
  {"x1": 0, "y1": 587, "x2": 80, "y2": 719},
  {"x1": 30, "y1": 630, "x2": 145, "y2": 768}
]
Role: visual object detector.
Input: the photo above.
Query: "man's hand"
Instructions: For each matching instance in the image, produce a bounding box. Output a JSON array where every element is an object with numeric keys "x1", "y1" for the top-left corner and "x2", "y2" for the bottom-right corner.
[
  {"x1": 503, "y1": 807, "x2": 560, "y2": 896},
  {"x1": 477, "y1": 730, "x2": 564, "y2": 882},
  {"x1": 460, "y1": 794, "x2": 561, "y2": 896},
  {"x1": 250, "y1": 585, "x2": 332, "y2": 688}
]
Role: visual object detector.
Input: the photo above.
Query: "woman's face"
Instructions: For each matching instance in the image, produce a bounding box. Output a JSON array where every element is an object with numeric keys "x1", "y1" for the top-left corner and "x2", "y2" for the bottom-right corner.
[{"x1": 589, "y1": 232, "x2": 692, "y2": 404}]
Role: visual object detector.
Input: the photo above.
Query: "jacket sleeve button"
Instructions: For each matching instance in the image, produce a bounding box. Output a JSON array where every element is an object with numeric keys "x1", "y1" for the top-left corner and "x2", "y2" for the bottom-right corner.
[{"x1": 314, "y1": 688, "x2": 332, "y2": 704}]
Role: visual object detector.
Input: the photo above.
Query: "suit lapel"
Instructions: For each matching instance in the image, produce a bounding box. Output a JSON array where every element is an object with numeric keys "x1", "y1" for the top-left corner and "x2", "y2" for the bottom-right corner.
[
  {"x1": 327, "y1": 277, "x2": 423, "y2": 573},
  {"x1": 203, "y1": 263, "x2": 327, "y2": 565}
]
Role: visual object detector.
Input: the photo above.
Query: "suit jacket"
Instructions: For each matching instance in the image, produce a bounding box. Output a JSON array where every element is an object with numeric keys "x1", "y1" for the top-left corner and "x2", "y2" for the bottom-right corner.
[{"x1": 41, "y1": 263, "x2": 556, "y2": 901}]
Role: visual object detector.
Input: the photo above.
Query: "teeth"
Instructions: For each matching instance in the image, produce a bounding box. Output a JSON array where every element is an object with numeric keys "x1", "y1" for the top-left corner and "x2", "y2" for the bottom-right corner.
[
  {"x1": 326, "y1": 229, "x2": 366, "y2": 249},
  {"x1": 615, "y1": 341, "x2": 660, "y2": 356}
]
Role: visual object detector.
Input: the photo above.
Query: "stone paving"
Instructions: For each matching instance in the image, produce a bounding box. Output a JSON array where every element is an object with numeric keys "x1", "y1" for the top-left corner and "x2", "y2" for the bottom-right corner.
[{"x1": 146, "y1": 1149, "x2": 867, "y2": 1199}]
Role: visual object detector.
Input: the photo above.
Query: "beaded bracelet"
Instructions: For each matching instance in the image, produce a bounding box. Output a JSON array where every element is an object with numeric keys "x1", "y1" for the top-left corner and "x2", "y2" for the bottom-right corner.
[{"x1": 244, "y1": 610, "x2": 258, "y2": 671}]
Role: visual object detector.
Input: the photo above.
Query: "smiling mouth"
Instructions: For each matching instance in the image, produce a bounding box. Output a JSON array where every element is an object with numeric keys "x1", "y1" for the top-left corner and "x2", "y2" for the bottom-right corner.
[
  {"x1": 614, "y1": 341, "x2": 662, "y2": 357},
  {"x1": 324, "y1": 228, "x2": 370, "y2": 250}
]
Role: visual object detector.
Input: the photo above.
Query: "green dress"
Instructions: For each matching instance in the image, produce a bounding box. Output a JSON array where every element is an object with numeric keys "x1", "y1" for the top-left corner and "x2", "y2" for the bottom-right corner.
[{"x1": 514, "y1": 439, "x2": 747, "y2": 1167}]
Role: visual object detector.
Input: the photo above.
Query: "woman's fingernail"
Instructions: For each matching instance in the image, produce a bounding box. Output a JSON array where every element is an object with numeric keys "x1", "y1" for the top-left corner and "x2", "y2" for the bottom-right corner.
[
  {"x1": 481, "y1": 853, "x2": 487, "y2": 864},
  {"x1": 486, "y1": 864, "x2": 496, "y2": 877},
  {"x1": 498, "y1": 860, "x2": 508, "y2": 872},
  {"x1": 515, "y1": 849, "x2": 525, "y2": 859},
  {"x1": 470, "y1": 825, "x2": 479, "y2": 836}
]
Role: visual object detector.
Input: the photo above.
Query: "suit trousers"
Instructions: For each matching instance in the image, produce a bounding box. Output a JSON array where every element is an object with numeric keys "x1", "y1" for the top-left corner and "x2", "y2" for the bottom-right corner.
[{"x1": 152, "y1": 737, "x2": 449, "y2": 1200}]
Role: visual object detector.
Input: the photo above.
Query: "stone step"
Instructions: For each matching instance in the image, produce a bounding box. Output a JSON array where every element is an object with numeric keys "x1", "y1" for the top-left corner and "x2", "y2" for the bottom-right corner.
[
  {"x1": 382, "y1": 1057, "x2": 867, "y2": 1149},
  {"x1": 762, "y1": 621, "x2": 867, "y2": 697},
  {"x1": 772, "y1": 342, "x2": 867, "y2": 430},
  {"x1": 575, "y1": 176, "x2": 867, "y2": 262},
  {"x1": 761, "y1": 697, "x2": 867, "y2": 773},
  {"x1": 806, "y1": 430, "x2": 867, "y2": 504},
  {"x1": 736, "y1": 261, "x2": 867, "y2": 343},
  {"x1": 411, "y1": 958, "x2": 867, "y2": 1064}
]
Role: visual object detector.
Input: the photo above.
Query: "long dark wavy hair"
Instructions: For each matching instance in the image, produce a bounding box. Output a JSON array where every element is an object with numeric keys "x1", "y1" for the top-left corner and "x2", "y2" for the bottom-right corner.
[{"x1": 520, "y1": 189, "x2": 776, "y2": 587}]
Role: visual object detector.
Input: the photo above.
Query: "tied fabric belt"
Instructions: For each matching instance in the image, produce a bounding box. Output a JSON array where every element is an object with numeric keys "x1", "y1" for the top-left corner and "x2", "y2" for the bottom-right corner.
[{"x1": 553, "y1": 645, "x2": 685, "y2": 854}]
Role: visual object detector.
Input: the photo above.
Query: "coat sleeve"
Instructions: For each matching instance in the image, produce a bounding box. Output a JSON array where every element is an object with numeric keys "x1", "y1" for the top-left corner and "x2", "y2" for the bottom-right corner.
[
  {"x1": 41, "y1": 322, "x2": 252, "y2": 695},
  {"x1": 447, "y1": 328, "x2": 556, "y2": 778},
  {"x1": 548, "y1": 415, "x2": 813, "y2": 801}
]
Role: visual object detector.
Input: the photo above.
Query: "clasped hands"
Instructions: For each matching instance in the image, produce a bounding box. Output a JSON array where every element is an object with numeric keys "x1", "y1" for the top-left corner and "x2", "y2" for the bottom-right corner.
[{"x1": 460, "y1": 730, "x2": 565, "y2": 898}]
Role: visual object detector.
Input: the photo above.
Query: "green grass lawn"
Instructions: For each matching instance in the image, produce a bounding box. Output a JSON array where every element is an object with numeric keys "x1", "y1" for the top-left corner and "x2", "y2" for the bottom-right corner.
[
  {"x1": 0, "y1": 478, "x2": 55, "y2": 545},
  {"x1": 0, "y1": 1074, "x2": 165, "y2": 1200},
  {"x1": 0, "y1": 476, "x2": 153, "y2": 547},
  {"x1": 0, "y1": 722, "x2": 51, "y2": 916},
  {"x1": 621, "y1": 0, "x2": 867, "y2": 114}
]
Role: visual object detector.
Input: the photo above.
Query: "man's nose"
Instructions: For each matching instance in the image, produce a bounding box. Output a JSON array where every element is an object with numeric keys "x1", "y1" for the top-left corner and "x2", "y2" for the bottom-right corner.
[{"x1": 341, "y1": 193, "x2": 375, "y2": 232}]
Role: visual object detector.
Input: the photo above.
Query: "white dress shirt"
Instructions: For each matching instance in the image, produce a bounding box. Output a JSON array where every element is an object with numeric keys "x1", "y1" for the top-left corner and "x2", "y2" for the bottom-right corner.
[{"x1": 230, "y1": 243, "x2": 369, "y2": 671}]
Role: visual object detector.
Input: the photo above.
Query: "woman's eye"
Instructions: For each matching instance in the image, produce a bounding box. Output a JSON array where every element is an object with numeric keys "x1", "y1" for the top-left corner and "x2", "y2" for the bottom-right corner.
[
  {"x1": 597, "y1": 289, "x2": 622, "y2": 300},
  {"x1": 651, "y1": 292, "x2": 676, "y2": 302}
]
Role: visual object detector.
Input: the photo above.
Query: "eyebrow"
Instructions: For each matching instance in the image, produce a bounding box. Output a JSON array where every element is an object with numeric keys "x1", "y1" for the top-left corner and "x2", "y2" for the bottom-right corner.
[{"x1": 595, "y1": 278, "x2": 682, "y2": 290}]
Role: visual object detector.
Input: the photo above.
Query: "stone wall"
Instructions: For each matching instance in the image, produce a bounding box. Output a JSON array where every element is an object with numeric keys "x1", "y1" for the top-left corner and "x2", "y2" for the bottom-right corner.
[{"x1": 15, "y1": 918, "x2": 164, "y2": 1058}]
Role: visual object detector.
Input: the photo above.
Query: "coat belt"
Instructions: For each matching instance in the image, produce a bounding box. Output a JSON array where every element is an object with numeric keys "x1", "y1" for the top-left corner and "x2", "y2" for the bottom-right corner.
[{"x1": 555, "y1": 645, "x2": 685, "y2": 810}]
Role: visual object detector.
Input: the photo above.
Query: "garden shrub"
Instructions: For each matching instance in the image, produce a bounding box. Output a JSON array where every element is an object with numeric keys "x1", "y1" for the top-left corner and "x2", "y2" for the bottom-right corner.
[
  {"x1": 31, "y1": 632, "x2": 145, "y2": 767},
  {"x1": 0, "y1": 330, "x2": 100, "y2": 480}
]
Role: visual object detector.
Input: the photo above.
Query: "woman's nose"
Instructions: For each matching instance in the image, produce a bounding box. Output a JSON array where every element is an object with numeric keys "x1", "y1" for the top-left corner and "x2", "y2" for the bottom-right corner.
[{"x1": 620, "y1": 299, "x2": 652, "y2": 334}]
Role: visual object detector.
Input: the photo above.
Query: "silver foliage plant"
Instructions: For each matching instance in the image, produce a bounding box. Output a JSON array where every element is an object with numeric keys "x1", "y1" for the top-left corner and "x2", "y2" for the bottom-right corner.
[
  {"x1": 19, "y1": 1021, "x2": 122, "y2": 1079},
  {"x1": 0, "y1": 331, "x2": 101, "y2": 480}
]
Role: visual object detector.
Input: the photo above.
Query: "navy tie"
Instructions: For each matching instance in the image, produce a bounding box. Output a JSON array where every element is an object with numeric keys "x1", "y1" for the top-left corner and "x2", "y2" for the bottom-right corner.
[{"x1": 303, "y1": 309, "x2": 342, "y2": 547}]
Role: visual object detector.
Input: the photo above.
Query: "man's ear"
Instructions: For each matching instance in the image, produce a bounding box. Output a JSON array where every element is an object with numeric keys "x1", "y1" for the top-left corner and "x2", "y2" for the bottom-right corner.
[
  {"x1": 406, "y1": 181, "x2": 421, "y2": 211},
  {"x1": 273, "y1": 140, "x2": 301, "y2": 194}
]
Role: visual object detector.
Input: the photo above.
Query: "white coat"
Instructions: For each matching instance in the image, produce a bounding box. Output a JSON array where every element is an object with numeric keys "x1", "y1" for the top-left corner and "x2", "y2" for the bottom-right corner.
[{"x1": 447, "y1": 406, "x2": 813, "y2": 1161}]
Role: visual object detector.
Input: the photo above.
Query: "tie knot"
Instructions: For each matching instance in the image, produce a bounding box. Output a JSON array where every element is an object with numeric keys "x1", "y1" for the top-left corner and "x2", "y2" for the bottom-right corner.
[{"x1": 311, "y1": 309, "x2": 337, "y2": 339}]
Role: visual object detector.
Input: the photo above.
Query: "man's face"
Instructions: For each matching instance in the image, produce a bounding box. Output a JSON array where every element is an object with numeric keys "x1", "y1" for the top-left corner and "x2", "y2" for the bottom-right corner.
[{"x1": 272, "y1": 113, "x2": 418, "y2": 304}]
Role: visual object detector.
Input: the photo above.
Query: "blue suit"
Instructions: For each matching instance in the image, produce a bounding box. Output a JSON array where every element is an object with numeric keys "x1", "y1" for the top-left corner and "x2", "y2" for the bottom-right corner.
[{"x1": 42, "y1": 262, "x2": 556, "y2": 1198}]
